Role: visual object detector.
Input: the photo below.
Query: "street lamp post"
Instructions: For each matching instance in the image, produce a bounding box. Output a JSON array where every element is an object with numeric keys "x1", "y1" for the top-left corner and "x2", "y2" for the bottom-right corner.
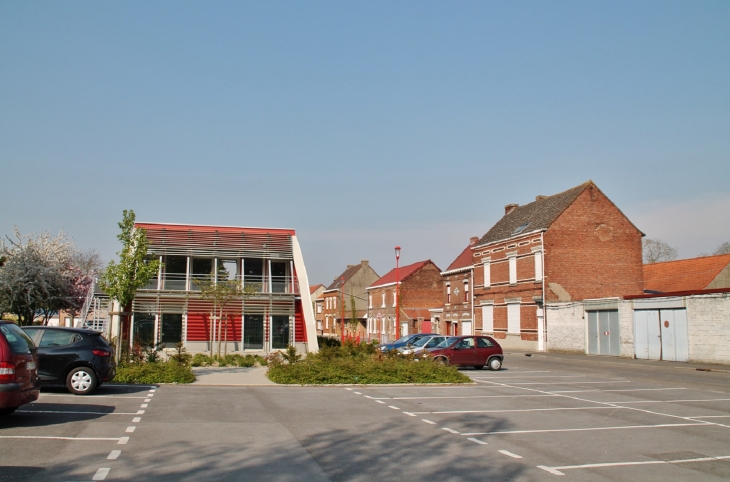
[
  {"x1": 340, "y1": 276, "x2": 345, "y2": 344},
  {"x1": 394, "y1": 246, "x2": 401, "y2": 341}
]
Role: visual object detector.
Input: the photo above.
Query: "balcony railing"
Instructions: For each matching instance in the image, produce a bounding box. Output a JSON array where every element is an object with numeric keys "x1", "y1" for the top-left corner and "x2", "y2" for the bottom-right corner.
[{"x1": 142, "y1": 274, "x2": 299, "y2": 295}]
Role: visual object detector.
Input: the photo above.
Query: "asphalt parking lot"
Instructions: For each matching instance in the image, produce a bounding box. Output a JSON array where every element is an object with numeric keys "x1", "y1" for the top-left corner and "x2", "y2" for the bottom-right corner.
[{"x1": 1, "y1": 354, "x2": 729, "y2": 481}]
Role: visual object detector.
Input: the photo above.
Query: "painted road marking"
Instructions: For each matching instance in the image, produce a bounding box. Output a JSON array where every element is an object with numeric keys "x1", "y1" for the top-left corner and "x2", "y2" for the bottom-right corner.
[
  {"x1": 132, "y1": 417, "x2": 141, "y2": 423},
  {"x1": 442, "y1": 427, "x2": 460, "y2": 434},
  {"x1": 403, "y1": 412, "x2": 417, "y2": 416},
  {"x1": 541, "y1": 455, "x2": 730, "y2": 474},
  {"x1": 461, "y1": 422, "x2": 710, "y2": 436},
  {"x1": 147, "y1": 394, "x2": 154, "y2": 397},
  {"x1": 107, "y1": 450, "x2": 121, "y2": 460},
  {"x1": 376, "y1": 400, "x2": 385, "y2": 404},
  {"x1": 39, "y1": 394, "x2": 149, "y2": 399},
  {"x1": 690, "y1": 415, "x2": 730, "y2": 419},
  {"x1": 499, "y1": 450, "x2": 523, "y2": 459},
  {"x1": 549, "y1": 388, "x2": 687, "y2": 394},
  {"x1": 345, "y1": 388, "x2": 353, "y2": 391},
  {"x1": 467, "y1": 438, "x2": 488, "y2": 445},
  {"x1": 473, "y1": 375, "x2": 585, "y2": 379},
  {"x1": 141, "y1": 404, "x2": 148, "y2": 408},
  {"x1": 144, "y1": 399, "x2": 151, "y2": 402},
  {"x1": 150, "y1": 389, "x2": 156, "y2": 393},
  {"x1": 364, "y1": 395, "x2": 373, "y2": 399},
  {"x1": 125, "y1": 426, "x2": 136, "y2": 433},
  {"x1": 610, "y1": 398, "x2": 730, "y2": 405},
  {"x1": 136, "y1": 410, "x2": 145, "y2": 414},
  {"x1": 499, "y1": 381, "x2": 631, "y2": 386},
  {"x1": 388, "y1": 406, "x2": 400, "y2": 410},
  {"x1": 118, "y1": 437, "x2": 129, "y2": 445},
  {"x1": 92, "y1": 468, "x2": 110, "y2": 481},
  {"x1": 354, "y1": 391, "x2": 362, "y2": 395},
  {"x1": 0, "y1": 436, "x2": 124, "y2": 442},
  {"x1": 392, "y1": 394, "x2": 559, "y2": 400},
  {"x1": 415, "y1": 406, "x2": 627, "y2": 415},
  {"x1": 422, "y1": 419, "x2": 436, "y2": 425}
]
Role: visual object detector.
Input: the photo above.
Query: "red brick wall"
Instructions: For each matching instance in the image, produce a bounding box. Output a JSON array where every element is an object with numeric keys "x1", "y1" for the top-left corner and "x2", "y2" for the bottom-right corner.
[{"x1": 544, "y1": 185, "x2": 644, "y2": 302}]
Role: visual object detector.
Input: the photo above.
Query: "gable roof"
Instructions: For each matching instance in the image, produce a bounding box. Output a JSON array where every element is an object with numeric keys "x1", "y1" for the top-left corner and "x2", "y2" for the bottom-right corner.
[
  {"x1": 477, "y1": 182, "x2": 592, "y2": 246},
  {"x1": 444, "y1": 237, "x2": 479, "y2": 273},
  {"x1": 644, "y1": 254, "x2": 730, "y2": 293},
  {"x1": 325, "y1": 263, "x2": 365, "y2": 292},
  {"x1": 309, "y1": 284, "x2": 324, "y2": 295},
  {"x1": 368, "y1": 260, "x2": 435, "y2": 289}
]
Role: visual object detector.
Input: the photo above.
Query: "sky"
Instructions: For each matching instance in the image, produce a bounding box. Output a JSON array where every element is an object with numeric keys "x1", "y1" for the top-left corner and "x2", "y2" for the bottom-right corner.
[{"x1": 1, "y1": 1, "x2": 729, "y2": 285}]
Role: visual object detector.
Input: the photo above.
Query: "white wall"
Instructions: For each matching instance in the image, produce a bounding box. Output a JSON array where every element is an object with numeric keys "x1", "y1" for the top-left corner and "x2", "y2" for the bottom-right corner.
[
  {"x1": 545, "y1": 302, "x2": 585, "y2": 354},
  {"x1": 686, "y1": 294, "x2": 730, "y2": 364}
]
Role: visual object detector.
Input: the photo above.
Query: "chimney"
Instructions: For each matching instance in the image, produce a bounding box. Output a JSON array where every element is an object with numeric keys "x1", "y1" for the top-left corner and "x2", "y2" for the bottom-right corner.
[
  {"x1": 361, "y1": 260, "x2": 369, "y2": 266},
  {"x1": 535, "y1": 195, "x2": 548, "y2": 201},
  {"x1": 505, "y1": 204, "x2": 519, "y2": 215},
  {"x1": 346, "y1": 265, "x2": 354, "y2": 269},
  {"x1": 469, "y1": 236, "x2": 479, "y2": 245}
]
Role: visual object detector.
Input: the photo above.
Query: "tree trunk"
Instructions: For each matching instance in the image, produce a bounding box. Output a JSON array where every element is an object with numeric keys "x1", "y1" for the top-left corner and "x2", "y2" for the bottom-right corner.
[
  {"x1": 217, "y1": 308, "x2": 223, "y2": 358},
  {"x1": 209, "y1": 312, "x2": 214, "y2": 359},
  {"x1": 224, "y1": 315, "x2": 228, "y2": 357}
]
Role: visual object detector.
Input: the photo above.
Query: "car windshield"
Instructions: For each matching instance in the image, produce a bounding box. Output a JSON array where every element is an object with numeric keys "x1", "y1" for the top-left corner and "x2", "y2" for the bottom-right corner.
[
  {"x1": 412, "y1": 336, "x2": 434, "y2": 347},
  {"x1": 0, "y1": 323, "x2": 35, "y2": 354},
  {"x1": 394, "y1": 335, "x2": 415, "y2": 344},
  {"x1": 436, "y1": 336, "x2": 459, "y2": 348}
]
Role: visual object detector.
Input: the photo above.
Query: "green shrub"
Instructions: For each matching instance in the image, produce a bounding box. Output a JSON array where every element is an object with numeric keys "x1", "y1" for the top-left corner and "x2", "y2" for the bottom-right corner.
[
  {"x1": 191, "y1": 353, "x2": 213, "y2": 367},
  {"x1": 317, "y1": 336, "x2": 341, "y2": 348},
  {"x1": 267, "y1": 355, "x2": 470, "y2": 385},
  {"x1": 115, "y1": 362, "x2": 196, "y2": 384},
  {"x1": 191, "y1": 352, "x2": 266, "y2": 367}
]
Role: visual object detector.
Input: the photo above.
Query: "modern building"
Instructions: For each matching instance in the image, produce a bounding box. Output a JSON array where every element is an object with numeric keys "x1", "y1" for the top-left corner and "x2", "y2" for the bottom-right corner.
[
  {"x1": 127, "y1": 223, "x2": 318, "y2": 354},
  {"x1": 366, "y1": 260, "x2": 442, "y2": 343},
  {"x1": 472, "y1": 181, "x2": 644, "y2": 352},
  {"x1": 321, "y1": 261, "x2": 379, "y2": 339}
]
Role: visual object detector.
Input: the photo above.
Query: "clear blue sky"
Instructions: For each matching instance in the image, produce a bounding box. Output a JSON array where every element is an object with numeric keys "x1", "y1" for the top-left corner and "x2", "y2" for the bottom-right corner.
[{"x1": 1, "y1": 1, "x2": 729, "y2": 284}]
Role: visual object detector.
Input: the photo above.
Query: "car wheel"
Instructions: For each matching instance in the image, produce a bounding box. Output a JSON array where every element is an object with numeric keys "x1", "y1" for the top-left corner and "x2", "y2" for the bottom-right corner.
[
  {"x1": 66, "y1": 367, "x2": 98, "y2": 395},
  {"x1": 473, "y1": 365, "x2": 484, "y2": 370},
  {"x1": 0, "y1": 407, "x2": 17, "y2": 416},
  {"x1": 488, "y1": 357, "x2": 502, "y2": 371},
  {"x1": 435, "y1": 356, "x2": 449, "y2": 366}
]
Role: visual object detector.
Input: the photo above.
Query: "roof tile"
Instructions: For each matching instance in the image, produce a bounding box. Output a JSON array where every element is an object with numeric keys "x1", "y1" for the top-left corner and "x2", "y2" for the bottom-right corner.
[{"x1": 644, "y1": 254, "x2": 730, "y2": 292}]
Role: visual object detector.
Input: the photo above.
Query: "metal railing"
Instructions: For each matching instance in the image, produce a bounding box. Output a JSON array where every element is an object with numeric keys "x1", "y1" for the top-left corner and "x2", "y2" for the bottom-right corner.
[{"x1": 141, "y1": 274, "x2": 300, "y2": 294}]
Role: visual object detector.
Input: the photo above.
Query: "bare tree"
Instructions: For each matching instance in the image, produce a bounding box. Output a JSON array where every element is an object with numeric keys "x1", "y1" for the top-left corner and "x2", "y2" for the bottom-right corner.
[
  {"x1": 713, "y1": 242, "x2": 730, "y2": 256},
  {"x1": 643, "y1": 238, "x2": 678, "y2": 264}
]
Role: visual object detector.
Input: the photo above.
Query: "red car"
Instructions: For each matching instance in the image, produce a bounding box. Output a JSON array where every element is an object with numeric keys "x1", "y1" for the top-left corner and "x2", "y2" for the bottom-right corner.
[
  {"x1": 426, "y1": 335, "x2": 504, "y2": 370},
  {"x1": 0, "y1": 321, "x2": 41, "y2": 416}
]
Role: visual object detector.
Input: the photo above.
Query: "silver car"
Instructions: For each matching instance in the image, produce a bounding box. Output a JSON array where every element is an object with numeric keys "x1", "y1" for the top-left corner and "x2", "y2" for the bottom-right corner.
[{"x1": 398, "y1": 335, "x2": 448, "y2": 355}]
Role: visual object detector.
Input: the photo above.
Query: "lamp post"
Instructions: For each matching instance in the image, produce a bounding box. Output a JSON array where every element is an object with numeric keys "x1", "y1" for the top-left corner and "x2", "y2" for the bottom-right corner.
[
  {"x1": 340, "y1": 276, "x2": 345, "y2": 344},
  {"x1": 394, "y1": 246, "x2": 401, "y2": 341}
]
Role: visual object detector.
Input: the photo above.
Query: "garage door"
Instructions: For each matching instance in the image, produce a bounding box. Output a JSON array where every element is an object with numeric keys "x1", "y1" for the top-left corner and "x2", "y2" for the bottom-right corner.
[
  {"x1": 634, "y1": 309, "x2": 688, "y2": 362},
  {"x1": 587, "y1": 310, "x2": 620, "y2": 356},
  {"x1": 634, "y1": 310, "x2": 661, "y2": 360}
]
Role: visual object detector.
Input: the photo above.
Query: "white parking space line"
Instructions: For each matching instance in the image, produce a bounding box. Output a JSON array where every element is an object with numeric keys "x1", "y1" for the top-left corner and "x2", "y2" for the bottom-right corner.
[
  {"x1": 442, "y1": 427, "x2": 460, "y2": 434},
  {"x1": 403, "y1": 412, "x2": 416, "y2": 417},
  {"x1": 118, "y1": 437, "x2": 129, "y2": 445},
  {"x1": 550, "y1": 388, "x2": 687, "y2": 394},
  {"x1": 498, "y1": 450, "x2": 523, "y2": 459},
  {"x1": 141, "y1": 404, "x2": 148, "y2": 408},
  {"x1": 17, "y1": 410, "x2": 145, "y2": 415},
  {"x1": 107, "y1": 450, "x2": 121, "y2": 460},
  {"x1": 125, "y1": 426, "x2": 136, "y2": 433},
  {"x1": 392, "y1": 394, "x2": 559, "y2": 400},
  {"x1": 144, "y1": 399, "x2": 151, "y2": 402},
  {"x1": 136, "y1": 410, "x2": 145, "y2": 414},
  {"x1": 422, "y1": 419, "x2": 436, "y2": 425},
  {"x1": 354, "y1": 392, "x2": 362, "y2": 395},
  {"x1": 467, "y1": 438, "x2": 488, "y2": 445},
  {"x1": 499, "y1": 381, "x2": 631, "y2": 386},
  {"x1": 473, "y1": 375, "x2": 585, "y2": 379},
  {"x1": 132, "y1": 417, "x2": 141, "y2": 423},
  {"x1": 461, "y1": 422, "x2": 710, "y2": 436},
  {"x1": 375, "y1": 400, "x2": 385, "y2": 404},
  {"x1": 388, "y1": 406, "x2": 400, "y2": 410},
  {"x1": 345, "y1": 388, "x2": 353, "y2": 391},
  {"x1": 611, "y1": 398, "x2": 730, "y2": 405},
  {"x1": 690, "y1": 415, "x2": 730, "y2": 419},
  {"x1": 92, "y1": 468, "x2": 110, "y2": 481},
  {"x1": 542, "y1": 455, "x2": 730, "y2": 475},
  {"x1": 475, "y1": 371, "x2": 551, "y2": 375},
  {"x1": 416, "y1": 406, "x2": 627, "y2": 415},
  {"x1": 149, "y1": 389, "x2": 156, "y2": 393},
  {"x1": 39, "y1": 394, "x2": 149, "y2": 399},
  {"x1": 0, "y1": 436, "x2": 124, "y2": 442},
  {"x1": 364, "y1": 395, "x2": 373, "y2": 399}
]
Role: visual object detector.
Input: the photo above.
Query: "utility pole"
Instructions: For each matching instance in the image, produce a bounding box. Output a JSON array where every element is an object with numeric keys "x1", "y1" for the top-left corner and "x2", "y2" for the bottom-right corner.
[
  {"x1": 394, "y1": 246, "x2": 401, "y2": 341},
  {"x1": 340, "y1": 276, "x2": 345, "y2": 344}
]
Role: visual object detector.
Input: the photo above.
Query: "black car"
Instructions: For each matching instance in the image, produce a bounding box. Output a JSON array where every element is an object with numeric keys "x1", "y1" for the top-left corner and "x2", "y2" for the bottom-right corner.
[
  {"x1": 379, "y1": 334, "x2": 429, "y2": 353},
  {"x1": 21, "y1": 326, "x2": 116, "y2": 395}
]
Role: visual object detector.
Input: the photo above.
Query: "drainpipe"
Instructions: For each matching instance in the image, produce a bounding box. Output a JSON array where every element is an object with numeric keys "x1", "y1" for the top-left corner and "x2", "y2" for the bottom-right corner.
[
  {"x1": 470, "y1": 267, "x2": 475, "y2": 334},
  {"x1": 541, "y1": 231, "x2": 546, "y2": 352}
]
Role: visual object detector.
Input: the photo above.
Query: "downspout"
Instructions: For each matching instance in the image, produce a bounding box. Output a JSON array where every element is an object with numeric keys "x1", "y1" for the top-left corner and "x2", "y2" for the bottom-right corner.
[
  {"x1": 541, "y1": 231, "x2": 546, "y2": 352},
  {"x1": 470, "y1": 267, "x2": 475, "y2": 334}
]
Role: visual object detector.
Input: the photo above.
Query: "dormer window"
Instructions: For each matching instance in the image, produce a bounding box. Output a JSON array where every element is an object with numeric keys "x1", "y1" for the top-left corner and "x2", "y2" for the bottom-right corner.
[{"x1": 512, "y1": 223, "x2": 530, "y2": 235}]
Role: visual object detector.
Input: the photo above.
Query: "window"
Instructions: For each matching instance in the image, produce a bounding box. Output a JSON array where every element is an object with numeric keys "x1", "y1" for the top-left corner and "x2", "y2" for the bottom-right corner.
[
  {"x1": 534, "y1": 250, "x2": 543, "y2": 281},
  {"x1": 217, "y1": 259, "x2": 238, "y2": 281},
  {"x1": 244, "y1": 315, "x2": 264, "y2": 350},
  {"x1": 317, "y1": 305, "x2": 322, "y2": 314},
  {"x1": 446, "y1": 284, "x2": 451, "y2": 304},
  {"x1": 368, "y1": 294, "x2": 372, "y2": 309},
  {"x1": 382, "y1": 292, "x2": 386, "y2": 308},
  {"x1": 270, "y1": 262, "x2": 287, "y2": 293},
  {"x1": 160, "y1": 314, "x2": 183, "y2": 344},
  {"x1": 133, "y1": 313, "x2": 155, "y2": 345},
  {"x1": 165, "y1": 256, "x2": 187, "y2": 290},
  {"x1": 508, "y1": 255, "x2": 517, "y2": 284},
  {"x1": 392, "y1": 289, "x2": 397, "y2": 307},
  {"x1": 507, "y1": 302, "x2": 521, "y2": 334},
  {"x1": 512, "y1": 223, "x2": 529, "y2": 235},
  {"x1": 481, "y1": 305, "x2": 494, "y2": 332},
  {"x1": 464, "y1": 281, "x2": 469, "y2": 302},
  {"x1": 477, "y1": 337, "x2": 494, "y2": 348},
  {"x1": 243, "y1": 258, "x2": 264, "y2": 292},
  {"x1": 0, "y1": 324, "x2": 34, "y2": 354},
  {"x1": 271, "y1": 316, "x2": 289, "y2": 349},
  {"x1": 39, "y1": 330, "x2": 79, "y2": 347},
  {"x1": 483, "y1": 262, "x2": 491, "y2": 287}
]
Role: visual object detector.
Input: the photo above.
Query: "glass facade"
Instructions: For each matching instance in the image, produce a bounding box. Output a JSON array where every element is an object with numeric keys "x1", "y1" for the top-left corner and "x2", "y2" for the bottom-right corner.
[
  {"x1": 243, "y1": 315, "x2": 264, "y2": 349},
  {"x1": 161, "y1": 313, "x2": 183, "y2": 344},
  {"x1": 271, "y1": 315, "x2": 289, "y2": 349},
  {"x1": 134, "y1": 313, "x2": 156, "y2": 345},
  {"x1": 164, "y1": 256, "x2": 187, "y2": 290}
]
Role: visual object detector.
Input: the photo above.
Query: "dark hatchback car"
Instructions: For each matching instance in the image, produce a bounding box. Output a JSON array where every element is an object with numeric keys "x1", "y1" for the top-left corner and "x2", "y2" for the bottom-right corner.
[
  {"x1": 426, "y1": 335, "x2": 504, "y2": 370},
  {"x1": 379, "y1": 334, "x2": 428, "y2": 353},
  {"x1": 0, "y1": 321, "x2": 41, "y2": 415},
  {"x1": 21, "y1": 326, "x2": 116, "y2": 395}
]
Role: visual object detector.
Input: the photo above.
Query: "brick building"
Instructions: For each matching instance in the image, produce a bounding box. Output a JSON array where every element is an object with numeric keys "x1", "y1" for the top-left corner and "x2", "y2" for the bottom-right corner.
[
  {"x1": 310, "y1": 284, "x2": 325, "y2": 335},
  {"x1": 438, "y1": 237, "x2": 480, "y2": 337},
  {"x1": 321, "y1": 261, "x2": 379, "y2": 339},
  {"x1": 366, "y1": 260, "x2": 442, "y2": 343},
  {"x1": 472, "y1": 181, "x2": 644, "y2": 351}
]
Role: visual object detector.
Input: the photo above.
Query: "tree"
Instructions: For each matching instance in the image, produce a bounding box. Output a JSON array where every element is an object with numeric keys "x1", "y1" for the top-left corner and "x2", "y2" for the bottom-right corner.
[
  {"x1": 0, "y1": 228, "x2": 94, "y2": 326},
  {"x1": 643, "y1": 238, "x2": 678, "y2": 264},
  {"x1": 99, "y1": 210, "x2": 160, "y2": 360},
  {"x1": 713, "y1": 242, "x2": 730, "y2": 256},
  {"x1": 193, "y1": 276, "x2": 259, "y2": 358}
]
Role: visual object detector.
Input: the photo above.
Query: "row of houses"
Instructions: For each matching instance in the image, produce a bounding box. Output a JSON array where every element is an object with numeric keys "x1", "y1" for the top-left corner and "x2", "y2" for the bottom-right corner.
[{"x1": 312, "y1": 181, "x2": 730, "y2": 365}]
